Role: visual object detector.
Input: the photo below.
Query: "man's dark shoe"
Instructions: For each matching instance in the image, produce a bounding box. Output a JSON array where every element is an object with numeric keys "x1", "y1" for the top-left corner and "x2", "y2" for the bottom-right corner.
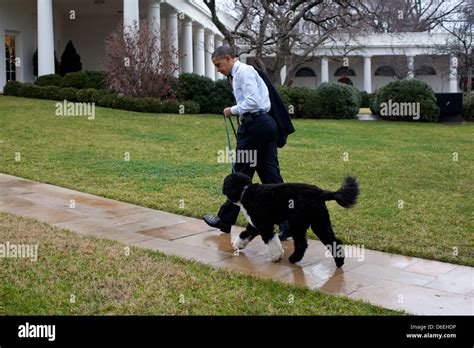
[
  {"x1": 203, "y1": 214, "x2": 231, "y2": 233},
  {"x1": 278, "y1": 228, "x2": 292, "y2": 241}
]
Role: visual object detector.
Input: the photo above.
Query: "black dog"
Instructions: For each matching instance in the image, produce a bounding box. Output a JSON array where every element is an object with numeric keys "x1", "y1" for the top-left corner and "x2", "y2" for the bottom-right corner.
[{"x1": 222, "y1": 173, "x2": 359, "y2": 266}]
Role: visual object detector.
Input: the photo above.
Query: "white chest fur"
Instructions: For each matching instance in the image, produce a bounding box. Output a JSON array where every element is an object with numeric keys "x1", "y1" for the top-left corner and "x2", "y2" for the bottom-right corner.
[{"x1": 236, "y1": 202, "x2": 254, "y2": 227}]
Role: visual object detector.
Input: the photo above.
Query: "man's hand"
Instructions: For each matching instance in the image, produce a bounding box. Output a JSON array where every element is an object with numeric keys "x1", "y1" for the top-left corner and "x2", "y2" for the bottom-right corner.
[{"x1": 223, "y1": 107, "x2": 232, "y2": 117}]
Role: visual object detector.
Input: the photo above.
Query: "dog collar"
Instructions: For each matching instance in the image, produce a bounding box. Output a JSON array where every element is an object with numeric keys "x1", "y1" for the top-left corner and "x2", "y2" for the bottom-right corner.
[{"x1": 240, "y1": 185, "x2": 249, "y2": 202}]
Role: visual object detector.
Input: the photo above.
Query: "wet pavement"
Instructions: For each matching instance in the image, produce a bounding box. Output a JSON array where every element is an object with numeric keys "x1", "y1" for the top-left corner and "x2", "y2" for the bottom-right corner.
[{"x1": 1, "y1": 173, "x2": 472, "y2": 315}]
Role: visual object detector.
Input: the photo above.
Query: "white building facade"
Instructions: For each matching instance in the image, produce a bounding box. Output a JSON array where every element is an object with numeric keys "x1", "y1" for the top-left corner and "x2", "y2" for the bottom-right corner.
[
  {"x1": 0, "y1": 1, "x2": 462, "y2": 94},
  {"x1": 0, "y1": 0, "x2": 231, "y2": 92},
  {"x1": 282, "y1": 33, "x2": 460, "y2": 93}
]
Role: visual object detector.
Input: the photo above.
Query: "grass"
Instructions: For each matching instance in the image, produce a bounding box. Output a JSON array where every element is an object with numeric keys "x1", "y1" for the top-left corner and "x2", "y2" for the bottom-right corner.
[
  {"x1": 0, "y1": 96, "x2": 473, "y2": 267},
  {"x1": 0, "y1": 212, "x2": 400, "y2": 315}
]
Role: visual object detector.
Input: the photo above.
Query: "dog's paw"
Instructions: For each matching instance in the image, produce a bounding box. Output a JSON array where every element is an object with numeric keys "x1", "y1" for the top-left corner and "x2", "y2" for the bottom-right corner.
[
  {"x1": 267, "y1": 235, "x2": 284, "y2": 262},
  {"x1": 335, "y1": 257, "x2": 345, "y2": 268},
  {"x1": 232, "y1": 236, "x2": 250, "y2": 250},
  {"x1": 289, "y1": 253, "x2": 303, "y2": 264}
]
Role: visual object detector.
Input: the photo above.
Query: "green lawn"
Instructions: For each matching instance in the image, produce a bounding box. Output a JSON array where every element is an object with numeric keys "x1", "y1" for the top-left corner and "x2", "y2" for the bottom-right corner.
[
  {"x1": 0, "y1": 212, "x2": 399, "y2": 315},
  {"x1": 0, "y1": 96, "x2": 473, "y2": 266}
]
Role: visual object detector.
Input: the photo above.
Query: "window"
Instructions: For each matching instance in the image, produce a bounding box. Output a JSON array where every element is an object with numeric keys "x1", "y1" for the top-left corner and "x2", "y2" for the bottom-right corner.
[
  {"x1": 375, "y1": 65, "x2": 396, "y2": 76},
  {"x1": 338, "y1": 77, "x2": 353, "y2": 85},
  {"x1": 295, "y1": 67, "x2": 316, "y2": 77},
  {"x1": 334, "y1": 66, "x2": 355, "y2": 76},
  {"x1": 5, "y1": 35, "x2": 16, "y2": 81}
]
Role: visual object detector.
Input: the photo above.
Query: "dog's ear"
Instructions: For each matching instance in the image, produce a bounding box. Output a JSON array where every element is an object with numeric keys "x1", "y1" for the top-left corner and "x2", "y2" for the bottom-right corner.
[{"x1": 222, "y1": 173, "x2": 252, "y2": 203}]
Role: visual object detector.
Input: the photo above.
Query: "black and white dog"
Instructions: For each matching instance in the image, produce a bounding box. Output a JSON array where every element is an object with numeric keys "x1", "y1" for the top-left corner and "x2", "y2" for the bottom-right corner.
[{"x1": 222, "y1": 173, "x2": 359, "y2": 267}]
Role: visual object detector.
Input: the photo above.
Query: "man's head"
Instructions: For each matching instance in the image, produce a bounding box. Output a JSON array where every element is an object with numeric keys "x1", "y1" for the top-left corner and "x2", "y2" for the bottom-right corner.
[{"x1": 212, "y1": 46, "x2": 237, "y2": 77}]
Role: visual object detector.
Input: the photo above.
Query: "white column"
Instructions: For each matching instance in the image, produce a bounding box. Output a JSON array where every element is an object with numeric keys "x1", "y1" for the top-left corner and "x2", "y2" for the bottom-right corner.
[
  {"x1": 449, "y1": 55, "x2": 458, "y2": 93},
  {"x1": 407, "y1": 56, "x2": 414, "y2": 79},
  {"x1": 363, "y1": 56, "x2": 372, "y2": 93},
  {"x1": 193, "y1": 25, "x2": 205, "y2": 76},
  {"x1": 123, "y1": 0, "x2": 139, "y2": 34},
  {"x1": 148, "y1": 0, "x2": 161, "y2": 40},
  {"x1": 182, "y1": 18, "x2": 193, "y2": 73},
  {"x1": 37, "y1": 0, "x2": 55, "y2": 76},
  {"x1": 205, "y1": 31, "x2": 215, "y2": 80},
  {"x1": 167, "y1": 8, "x2": 179, "y2": 76},
  {"x1": 214, "y1": 37, "x2": 223, "y2": 79},
  {"x1": 0, "y1": 16, "x2": 6, "y2": 89},
  {"x1": 321, "y1": 57, "x2": 329, "y2": 84}
]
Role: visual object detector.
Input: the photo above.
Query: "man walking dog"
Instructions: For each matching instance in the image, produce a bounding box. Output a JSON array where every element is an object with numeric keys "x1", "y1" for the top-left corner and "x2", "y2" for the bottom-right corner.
[{"x1": 203, "y1": 46, "x2": 294, "y2": 240}]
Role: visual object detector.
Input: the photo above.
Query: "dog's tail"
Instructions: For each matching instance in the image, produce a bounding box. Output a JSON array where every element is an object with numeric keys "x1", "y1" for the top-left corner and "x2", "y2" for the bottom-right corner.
[{"x1": 322, "y1": 176, "x2": 359, "y2": 208}]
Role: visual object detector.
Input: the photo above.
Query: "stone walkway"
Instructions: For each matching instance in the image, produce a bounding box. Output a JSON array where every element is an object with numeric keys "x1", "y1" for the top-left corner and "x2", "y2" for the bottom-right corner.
[{"x1": 1, "y1": 173, "x2": 472, "y2": 315}]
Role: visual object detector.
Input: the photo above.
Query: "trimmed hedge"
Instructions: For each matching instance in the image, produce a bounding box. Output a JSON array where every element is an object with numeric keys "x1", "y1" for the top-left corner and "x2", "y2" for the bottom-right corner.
[
  {"x1": 359, "y1": 91, "x2": 374, "y2": 108},
  {"x1": 372, "y1": 80, "x2": 440, "y2": 122},
  {"x1": 176, "y1": 73, "x2": 234, "y2": 114},
  {"x1": 3, "y1": 81, "x2": 23, "y2": 96},
  {"x1": 34, "y1": 74, "x2": 62, "y2": 87},
  {"x1": 463, "y1": 94, "x2": 474, "y2": 121},
  {"x1": 177, "y1": 73, "x2": 215, "y2": 113},
  {"x1": 61, "y1": 70, "x2": 106, "y2": 90},
  {"x1": 277, "y1": 86, "x2": 316, "y2": 118},
  {"x1": 207, "y1": 79, "x2": 235, "y2": 114},
  {"x1": 58, "y1": 87, "x2": 79, "y2": 102},
  {"x1": 312, "y1": 82, "x2": 359, "y2": 119},
  {"x1": 18, "y1": 84, "x2": 44, "y2": 99},
  {"x1": 76, "y1": 88, "x2": 97, "y2": 103}
]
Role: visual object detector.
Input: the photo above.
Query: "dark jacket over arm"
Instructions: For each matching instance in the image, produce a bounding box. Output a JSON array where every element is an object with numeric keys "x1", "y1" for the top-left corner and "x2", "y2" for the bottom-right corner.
[{"x1": 255, "y1": 67, "x2": 295, "y2": 148}]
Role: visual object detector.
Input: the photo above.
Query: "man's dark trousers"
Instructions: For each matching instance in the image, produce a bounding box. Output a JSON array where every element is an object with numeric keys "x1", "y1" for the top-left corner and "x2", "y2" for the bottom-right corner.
[{"x1": 218, "y1": 112, "x2": 287, "y2": 230}]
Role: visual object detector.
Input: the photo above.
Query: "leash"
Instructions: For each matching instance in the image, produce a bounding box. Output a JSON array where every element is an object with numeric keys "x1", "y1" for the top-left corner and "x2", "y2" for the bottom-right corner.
[{"x1": 223, "y1": 115, "x2": 236, "y2": 173}]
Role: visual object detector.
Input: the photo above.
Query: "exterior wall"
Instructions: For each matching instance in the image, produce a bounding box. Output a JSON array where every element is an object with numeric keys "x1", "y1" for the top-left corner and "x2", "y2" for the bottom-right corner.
[
  {"x1": 0, "y1": 1, "x2": 459, "y2": 94},
  {"x1": 0, "y1": 1, "x2": 6, "y2": 92},
  {"x1": 1, "y1": 0, "x2": 37, "y2": 91},
  {"x1": 60, "y1": 13, "x2": 121, "y2": 71},
  {"x1": 292, "y1": 55, "x2": 452, "y2": 93}
]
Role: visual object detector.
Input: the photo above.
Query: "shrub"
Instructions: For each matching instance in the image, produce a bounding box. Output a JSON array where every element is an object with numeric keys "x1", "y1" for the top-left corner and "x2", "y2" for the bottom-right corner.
[
  {"x1": 104, "y1": 20, "x2": 179, "y2": 98},
  {"x1": 76, "y1": 88, "x2": 97, "y2": 103},
  {"x1": 37, "y1": 86, "x2": 62, "y2": 100},
  {"x1": 113, "y1": 95, "x2": 143, "y2": 111},
  {"x1": 59, "y1": 40, "x2": 82, "y2": 76},
  {"x1": 372, "y1": 80, "x2": 440, "y2": 122},
  {"x1": 462, "y1": 94, "x2": 474, "y2": 121},
  {"x1": 58, "y1": 87, "x2": 79, "y2": 102},
  {"x1": 91, "y1": 89, "x2": 114, "y2": 104},
  {"x1": 359, "y1": 91, "x2": 374, "y2": 108},
  {"x1": 312, "y1": 82, "x2": 359, "y2": 119},
  {"x1": 134, "y1": 97, "x2": 163, "y2": 113},
  {"x1": 18, "y1": 84, "x2": 43, "y2": 99},
  {"x1": 61, "y1": 71, "x2": 106, "y2": 90},
  {"x1": 177, "y1": 73, "x2": 215, "y2": 113},
  {"x1": 161, "y1": 100, "x2": 181, "y2": 114},
  {"x1": 207, "y1": 79, "x2": 234, "y2": 114},
  {"x1": 35, "y1": 74, "x2": 62, "y2": 87},
  {"x1": 98, "y1": 94, "x2": 118, "y2": 108},
  {"x1": 277, "y1": 85, "x2": 316, "y2": 118},
  {"x1": 81, "y1": 71, "x2": 106, "y2": 89},
  {"x1": 3, "y1": 81, "x2": 23, "y2": 96},
  {"x1": 181, "y1": 100, "x2": 200, "y2": 114}
]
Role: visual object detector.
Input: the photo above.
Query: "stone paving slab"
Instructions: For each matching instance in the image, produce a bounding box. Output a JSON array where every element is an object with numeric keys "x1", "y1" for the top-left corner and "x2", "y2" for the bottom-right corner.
[{"x1": 1, "y1": 173, "x2": 472, "y2": 315}]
